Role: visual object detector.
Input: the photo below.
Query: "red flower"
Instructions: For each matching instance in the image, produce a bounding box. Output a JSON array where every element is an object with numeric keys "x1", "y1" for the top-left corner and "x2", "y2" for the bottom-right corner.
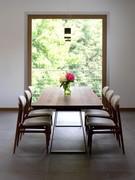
[
  {"x1": 59, "y1": 72, "x2": 75, "y2": 89},
  {"x1": 66, "y1": 72, "x2": 75, "y2": 82}
]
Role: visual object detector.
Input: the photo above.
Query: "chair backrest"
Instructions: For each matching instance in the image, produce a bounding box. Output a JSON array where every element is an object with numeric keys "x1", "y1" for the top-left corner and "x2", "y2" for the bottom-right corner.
[
  {"x1": 24, "y1": 90, "x2": 32, "y2": 114},
  {"x1": 111, "y1": 94, "x2": 120, "y2": 110},
  {"x1": 102, "y1": 86, "x2": 109, "y2": 107},
  {"x1": 102, "y1": 86, "x2": 109, "y2": 96},
  {"x1": 110, "y1": 94, "x2": 121, "y2": 125},
  {"x1": 104, "y1": 89, "x2": 114, "y2": 114},
  {"x1": 17, "y1": 95, "x2": 27, "y2": 124},
  {"x1": 106, "y1": 89, "x2": 114, "y2": 102},
  {"x1": 28, "y1": 86, "x2": 33, "y2": 95}
]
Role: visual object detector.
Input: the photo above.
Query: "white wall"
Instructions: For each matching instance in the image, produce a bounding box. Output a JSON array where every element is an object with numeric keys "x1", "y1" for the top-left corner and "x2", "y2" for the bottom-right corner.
[{"x1": 0, "y1": 0, "x2": 135, "y2": 108}]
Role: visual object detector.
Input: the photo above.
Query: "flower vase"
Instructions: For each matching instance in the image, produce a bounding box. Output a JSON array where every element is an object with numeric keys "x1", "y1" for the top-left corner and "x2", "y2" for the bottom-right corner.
[{"x1": 64, "y1": 83, "x2": 71, "y2": 96}]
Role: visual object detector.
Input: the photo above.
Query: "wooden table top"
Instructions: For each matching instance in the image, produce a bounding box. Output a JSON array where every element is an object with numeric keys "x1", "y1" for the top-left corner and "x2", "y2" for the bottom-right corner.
[{"x1": 32, "y1": 86, "x2": 102, "y2": 111}]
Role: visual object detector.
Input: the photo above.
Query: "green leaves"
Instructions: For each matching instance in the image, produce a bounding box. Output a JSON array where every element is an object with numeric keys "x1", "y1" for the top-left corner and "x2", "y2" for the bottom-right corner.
[{"x1": 32, "y1": 19, "x2": 102, "y2": 101}]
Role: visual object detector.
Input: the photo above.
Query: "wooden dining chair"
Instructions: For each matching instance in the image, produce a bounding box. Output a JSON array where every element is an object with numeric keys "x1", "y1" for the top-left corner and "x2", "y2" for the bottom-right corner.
[
  {"x1": 85, "y1": 87, "x2": 113, "y2": 119},
  {"x1": 13, "y1": 95, "x2": 52, "y2": 154},
  {"x1": 85, "y1": 94, "x2": 125, "y2": 155},
  {"x1": 24, "y1": 90, "x2": 53, "y2": 118}
]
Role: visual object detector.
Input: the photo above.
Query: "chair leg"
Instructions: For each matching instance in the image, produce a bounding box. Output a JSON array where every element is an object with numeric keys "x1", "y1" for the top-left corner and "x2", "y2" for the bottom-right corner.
[
  {"x1": 120, "y1": 131, "x2": 125, "y2": 154},
  {"x1": 115, "y1": 131, "x2": 121, "y2": 147},
  {"x1": 46, "y1": 126, "x2": 51, "y2": 153},
  {"x1": 19, "y1": 129, "x2": 24, "y2": 142},
  {"x1": 117, "y1": 135, "x2": 121, "y2": 147},
  {"x1": 88, "y1": 130, "x2": 93, "y2": 155},
  {"x1": 13, "y1": 129, "x2": 20, "y2": 154}
]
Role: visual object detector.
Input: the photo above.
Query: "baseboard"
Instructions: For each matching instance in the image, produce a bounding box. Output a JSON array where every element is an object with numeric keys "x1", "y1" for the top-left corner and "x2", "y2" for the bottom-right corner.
[
  {"x1": 0, "y1": 107, "x2": 135, "y2": 112},
  {"x1": 0, "y1": 108, "x2": 18, "y2": 111},
  {"x1": 120, "y1": 108, "x2": 135, "y2": 111}
]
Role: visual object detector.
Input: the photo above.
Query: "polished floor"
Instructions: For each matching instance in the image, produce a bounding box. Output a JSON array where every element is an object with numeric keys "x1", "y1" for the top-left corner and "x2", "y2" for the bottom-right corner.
[{"x1": 0, "y1": 111, "x2": 135, "y2": 180}]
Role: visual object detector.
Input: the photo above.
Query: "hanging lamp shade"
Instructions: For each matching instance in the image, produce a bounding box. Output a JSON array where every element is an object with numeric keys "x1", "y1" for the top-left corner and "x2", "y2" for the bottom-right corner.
[{"x1": 64, "y1": 28, "x2": 71, "y2": 41}]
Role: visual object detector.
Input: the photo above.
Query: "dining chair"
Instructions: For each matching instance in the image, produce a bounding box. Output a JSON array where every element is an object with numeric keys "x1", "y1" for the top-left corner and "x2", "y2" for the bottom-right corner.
[
  {"x1": 13, "y1": 95, "x2": 52, "y2": 154},
  {"x1": 85, "y1": 94, "x2": 125, "y2": 155},
  {"x1": 24, "y1": 90, "x2": 53, "y2": 118},
  {"x1": 85, "y1": 87, "x2": 113, "y2": 119}
]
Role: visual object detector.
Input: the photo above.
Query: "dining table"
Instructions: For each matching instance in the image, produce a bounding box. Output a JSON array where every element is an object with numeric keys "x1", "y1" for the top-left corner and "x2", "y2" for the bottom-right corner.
[
  {"x1": 32, "y1": 86, "x2": 102, "y2": 153},
  {"x1": 32, "y1": 86, "x2": 102, "y2": 110}
]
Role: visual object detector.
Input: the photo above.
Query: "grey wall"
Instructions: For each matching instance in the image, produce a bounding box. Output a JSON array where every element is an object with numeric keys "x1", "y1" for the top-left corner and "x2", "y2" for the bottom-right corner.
[{"x1": 0, "y1": 0, "x2": 135, "y2": 108}]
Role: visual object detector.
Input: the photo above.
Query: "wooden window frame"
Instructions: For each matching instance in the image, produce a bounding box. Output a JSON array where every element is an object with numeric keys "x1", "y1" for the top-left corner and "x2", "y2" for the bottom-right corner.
[{"x1": 27, "y1": 14, "x2": 107, "y2": 89}]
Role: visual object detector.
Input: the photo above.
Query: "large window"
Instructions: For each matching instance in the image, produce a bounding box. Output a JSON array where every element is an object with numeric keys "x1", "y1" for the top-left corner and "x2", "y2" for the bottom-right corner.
[{"x1": 28, "y1": 15, "x2": 107, "y2": 101}]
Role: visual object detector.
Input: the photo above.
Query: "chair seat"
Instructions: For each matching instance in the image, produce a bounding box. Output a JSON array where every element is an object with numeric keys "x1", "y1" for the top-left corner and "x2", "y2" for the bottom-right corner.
[
  {"x1": 85, "y1": 109, "x2": 110, "y2": 118},
  {"x1": 86, "y1": 117, "x2": 115, "y2": 127},
  {"x1": 23, "y1": 116, "x2": 52, "y2": 126},
  {"x1": 28, "y1": 109, "x2": 53, "y2": 118}
]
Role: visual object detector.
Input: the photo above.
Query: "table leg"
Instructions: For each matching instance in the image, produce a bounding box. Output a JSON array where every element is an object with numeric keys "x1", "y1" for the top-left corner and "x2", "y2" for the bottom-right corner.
[
  {"x1": 79, "y1": 111, "x2": 87, "y2": 153},
  {"x1": 50, "y1": 111, "x2": 87, "y2": 153}
]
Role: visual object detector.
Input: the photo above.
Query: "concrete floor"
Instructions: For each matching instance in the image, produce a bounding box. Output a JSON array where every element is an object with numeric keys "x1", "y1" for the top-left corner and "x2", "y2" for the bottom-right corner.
[{"x1": 0, "y1": 111, "x2": 135, "y2": 180}]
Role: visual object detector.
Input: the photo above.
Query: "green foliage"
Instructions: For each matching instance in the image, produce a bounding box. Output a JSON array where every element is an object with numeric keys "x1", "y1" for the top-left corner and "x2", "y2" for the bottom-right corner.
[{"x1": 32, "y1": 19, "x2": 102, "y2": 101}]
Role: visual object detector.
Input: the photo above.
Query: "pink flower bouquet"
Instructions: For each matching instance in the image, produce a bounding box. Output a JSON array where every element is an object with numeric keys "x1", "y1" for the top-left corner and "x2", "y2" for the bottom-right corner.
[{"x1": 59, "y1": 72, "x2": 75, "y2": 95}]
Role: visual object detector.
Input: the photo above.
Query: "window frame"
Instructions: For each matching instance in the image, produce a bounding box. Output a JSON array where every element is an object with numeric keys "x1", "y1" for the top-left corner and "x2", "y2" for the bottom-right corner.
[{"x1": 27, "y1": 14, "x2": 107, "y2": 90}]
